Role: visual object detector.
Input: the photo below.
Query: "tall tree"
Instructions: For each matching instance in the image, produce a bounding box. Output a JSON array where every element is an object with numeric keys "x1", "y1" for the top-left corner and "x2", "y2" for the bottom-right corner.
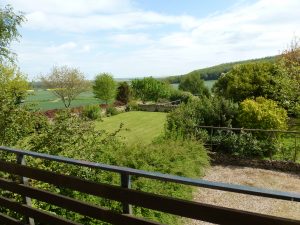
[
  {"x1": 41, "y1": 66, "x2": 90, "y2": 108},
  {"x1": 0, "y1": 64, "x2": 37, "y2": 146},
  {"x1": 131, "y1": 77, "x2": 171, "y2": 103},
  {"x1": 116, "y1": 81, "x2": 131, "y2": 104},
  {"x1": 0, "y1": 5, "x2": 25, "y2": 64},
  {"x1": 276, "y1": 38, "x2": 300, "y2": 114},
  {"x1": 93, "y1": 73, "x2": 116, "y2": 104},
  {"x1": 179, "y1": 71, "x2": 209, "y2": 97}
]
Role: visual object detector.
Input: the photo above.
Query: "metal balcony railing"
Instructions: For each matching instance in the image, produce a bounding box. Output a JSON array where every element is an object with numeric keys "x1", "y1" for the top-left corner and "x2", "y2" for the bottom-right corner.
[{"x1": 0, "y1": 146, "x2": 299, "y2": 225}]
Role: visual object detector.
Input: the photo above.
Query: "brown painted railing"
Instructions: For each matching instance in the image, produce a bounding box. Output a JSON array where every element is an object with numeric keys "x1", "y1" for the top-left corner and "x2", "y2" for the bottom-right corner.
[{"x1": 0, "y1": 146, "x2": 299, "y2": 225}]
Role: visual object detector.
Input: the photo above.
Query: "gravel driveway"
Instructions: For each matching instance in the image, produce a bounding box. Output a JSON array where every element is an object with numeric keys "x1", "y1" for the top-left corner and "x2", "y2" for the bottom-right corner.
[{"x1": 186, "y1": 166, "x2": 300, "y2": 225}]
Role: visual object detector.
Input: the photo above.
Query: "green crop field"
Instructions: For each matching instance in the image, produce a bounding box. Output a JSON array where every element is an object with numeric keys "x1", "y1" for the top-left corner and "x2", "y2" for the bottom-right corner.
[
  {"x1": 95, "y1": 111, "x2": 167, "y2": 145},
  {"x1": 25, "y1": 89, "x2": 101, "y2": 111}
]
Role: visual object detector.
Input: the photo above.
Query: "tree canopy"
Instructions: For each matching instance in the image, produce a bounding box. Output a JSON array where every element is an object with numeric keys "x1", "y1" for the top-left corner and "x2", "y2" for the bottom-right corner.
[
  {"x1": 276, "y1": 38, "x2": 300, "y2": 115},
  {"x1": 93, "y1": 73, "x2": 116, "y2": 104},
  {"x1": 178, "y1": 71, "x2": 209, "y2": 97},
  {"x1": 131, "y1": 77, "x2": 171, "y2": 103},
  {"x1": 41, "y1": 65, "x2": 90, "y2": 108},
  {"x1": 0, "y1": 64, "x2": 29, "y2": 104},
  {"x1": 0, "y1": 5, "x2": 25, "y2": 64},
  {"x1": 212, "y1": 62, "x2": 277, "y2": 102}
]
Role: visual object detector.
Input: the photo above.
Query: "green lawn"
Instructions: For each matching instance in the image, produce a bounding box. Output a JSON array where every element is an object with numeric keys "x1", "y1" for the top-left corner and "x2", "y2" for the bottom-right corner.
[
  {"x1": 25, "y1": 89, "x2": 101, "y2": 111},
  {"x1": 95, "y1": 111, "x2": 167, "y2": 145}
]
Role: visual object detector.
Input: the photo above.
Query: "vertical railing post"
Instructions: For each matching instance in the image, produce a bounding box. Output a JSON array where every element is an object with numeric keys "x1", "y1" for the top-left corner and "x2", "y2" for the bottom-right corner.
[
  {"x1": 210, "y1": 126, "x2": 213, "y2": 151},
  {"x1": 120, "y1": 173, "x2": 132, "y2": 214},
  {"x1": 293, "y1": 135, "x2": 298, "y2": 162},
  {"x1": 16, "y1": 153, "x2": 35, "y2": 225}
]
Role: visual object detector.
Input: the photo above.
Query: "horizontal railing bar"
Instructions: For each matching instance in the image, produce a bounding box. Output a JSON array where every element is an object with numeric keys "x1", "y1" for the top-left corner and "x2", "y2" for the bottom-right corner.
[
  {"x1": 0, "y1": 212, "x2": 24, "y2": 225},
  {"x1": 1, "y1": 146, "x2": 299, "y2": 202},
  {"x1": 196, "y1": 126, "x2": 300, "y2": 134},
  {"x1": 0, "y1": 177, "x2": 163, "y2": 225},
  {"x1": 0, "y1": 196, "x2": 81, "y2": 225},
  {"x1": 0, "y1": 161, "x2": 299, "y2": 225}
]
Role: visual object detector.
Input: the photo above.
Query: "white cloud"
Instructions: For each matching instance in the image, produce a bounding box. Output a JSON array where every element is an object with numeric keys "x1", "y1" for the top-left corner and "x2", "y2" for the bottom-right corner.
[
  {"x1": 4, "y1": 0, "x2": 201, "y2": 32},
  {"x1": 4, "y1": 0, "x2": 133, "y2": 15},
  {"x1": 110, "y1": 33, "x2": 152, "y2": 45},
  {"x1": 22, "y1": 11, "x2": 200, "y2": 32},
  {"x1": 45, "y1": 42, "x2": 77, "y2": 53},
  {"x1": 7, "y1": 0, "x2": 300, "y2": 79}
]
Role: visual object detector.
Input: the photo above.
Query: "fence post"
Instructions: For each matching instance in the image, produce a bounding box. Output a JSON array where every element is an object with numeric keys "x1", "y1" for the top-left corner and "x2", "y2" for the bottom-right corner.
[
  {"x1": 120, "y1": 173, "x2": 132, "y2": 214},
  {"x1": 16, "y1": 154, "x2": 35, "y2": 225}
]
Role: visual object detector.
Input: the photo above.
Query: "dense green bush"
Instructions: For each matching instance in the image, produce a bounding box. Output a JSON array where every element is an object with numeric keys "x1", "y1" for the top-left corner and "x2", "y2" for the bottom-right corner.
[
  {"x1": 237, "y1": 97, "x2": 288, "y2": 130},
  {"x1": 125, "y1": 101, "x2": 140, "y2": 111},
  {"x1": 211, "y1": 130, "x2": 277, "y2": 157},
  {"x1": 81, "y1": 104, "x2": 101, "y2": 120},
  {"x1": 116, "y1": 81, "x2": 131, "y2": 104},
  {"x1": 169, "y1": 89, "x2": 193, "y2": 104},
  {"x1": 115, "y1": 136, "x2": 209, "y2": 224},
  {"x1": 106, "y1": 106, "x2": 119, "y2": 116},
  {"x1": 166, "y1": 96, "x2": 238, "y2": 139},
  {"x1": 0, "y1": 65, "x2": 43, "y2": 146},
  {"x1": 212, "y1": 62, "x2": 277, "y2": 102}
]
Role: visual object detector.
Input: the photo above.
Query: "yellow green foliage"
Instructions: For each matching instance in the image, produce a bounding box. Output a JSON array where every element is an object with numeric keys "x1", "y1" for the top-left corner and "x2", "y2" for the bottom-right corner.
[{"x1": 238, "y1": 97, "x2": 288, "y2": 130}]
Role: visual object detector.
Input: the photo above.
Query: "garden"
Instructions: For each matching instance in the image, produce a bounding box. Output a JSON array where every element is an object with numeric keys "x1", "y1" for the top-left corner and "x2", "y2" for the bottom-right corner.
[{"x1": 0, "y1": 4, "x2": 299, "y2": 225}]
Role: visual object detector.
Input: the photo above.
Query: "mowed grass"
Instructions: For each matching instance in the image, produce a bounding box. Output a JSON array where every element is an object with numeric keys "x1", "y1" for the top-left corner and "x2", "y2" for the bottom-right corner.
[
  {"x1": 25, "y1": 89, "x2": 101, "y2": 111},
  {"x1": 95, "y1": 111, "x2": 167, "y2": 145}
]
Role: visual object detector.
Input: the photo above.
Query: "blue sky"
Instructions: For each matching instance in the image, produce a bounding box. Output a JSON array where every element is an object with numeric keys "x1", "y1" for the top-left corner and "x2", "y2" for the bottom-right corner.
[{"x1": 2, "y1": 0, "x2": 300, "y2": 79}]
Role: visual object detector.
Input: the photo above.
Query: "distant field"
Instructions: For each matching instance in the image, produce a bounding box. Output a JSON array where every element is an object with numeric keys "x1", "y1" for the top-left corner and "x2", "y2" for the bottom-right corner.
[
  {"x1": 26, "y1": 80, "x2": 216, "y2": 111},
  {"x1": 95, "y1": 111, "x2": 167, "y2": 145},
  {"x1": 25, "y1": 89, "x2": 101, "y2": 111}
]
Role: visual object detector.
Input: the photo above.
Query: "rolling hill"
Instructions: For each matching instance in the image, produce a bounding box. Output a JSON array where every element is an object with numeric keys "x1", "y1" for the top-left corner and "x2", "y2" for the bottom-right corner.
[{"x1": 164, "y1": 55, "x2": 277, "y2": 83}]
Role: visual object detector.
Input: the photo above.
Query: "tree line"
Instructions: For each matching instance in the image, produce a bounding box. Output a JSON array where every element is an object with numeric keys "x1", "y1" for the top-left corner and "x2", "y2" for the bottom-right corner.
[{"x1": 164, "y1": 56, "x2": 276, "y2": 83}]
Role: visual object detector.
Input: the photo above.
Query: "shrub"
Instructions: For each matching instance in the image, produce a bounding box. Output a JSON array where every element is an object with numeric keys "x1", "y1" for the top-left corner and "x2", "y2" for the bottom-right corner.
[
  {"x1": 211, "y1": 130, "x2": 278, "y2": 157},
  {"x1": 166, "y1": 96, "x2": 238, "y2": 139},
  {"x1": 237, "y1": 97, "x2": 288, "y2": 131},
  {"x1": 116, "y1": 81, "x2": 131, "y2": 104},
  {"x1": 115, "y1": 136, "x2": 209, "y2": 224},
  {"x1": 81, "y1": 104, "x2": 101, "y2": 120},
  {"x1": 106, "y1": 106, "x2": 119, "y2": 116},
  {"x1": 169, "y1": 89, "x2": 193, "y2": 104},
  {"x1": 212, "y1": 62, "x2": 277, "y2": 102},
  {"x1": 125, "y1": 101, "x2": 139, "y2": 111},
  {"x1": 294, "y1": 102, "x2": 300, "y2": 118}
]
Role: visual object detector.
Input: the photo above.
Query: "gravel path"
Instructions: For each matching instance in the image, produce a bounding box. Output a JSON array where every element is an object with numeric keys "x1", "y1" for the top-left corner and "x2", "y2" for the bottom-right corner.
[{"x1": 186, "y1": 166, "x2": 300, "y2": 225}]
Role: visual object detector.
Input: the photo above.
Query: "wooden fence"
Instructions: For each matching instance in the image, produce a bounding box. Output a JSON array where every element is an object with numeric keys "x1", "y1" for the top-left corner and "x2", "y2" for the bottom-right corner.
[{"x1": 0, "y1": 146, "x2": 299, "y2": 225}]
